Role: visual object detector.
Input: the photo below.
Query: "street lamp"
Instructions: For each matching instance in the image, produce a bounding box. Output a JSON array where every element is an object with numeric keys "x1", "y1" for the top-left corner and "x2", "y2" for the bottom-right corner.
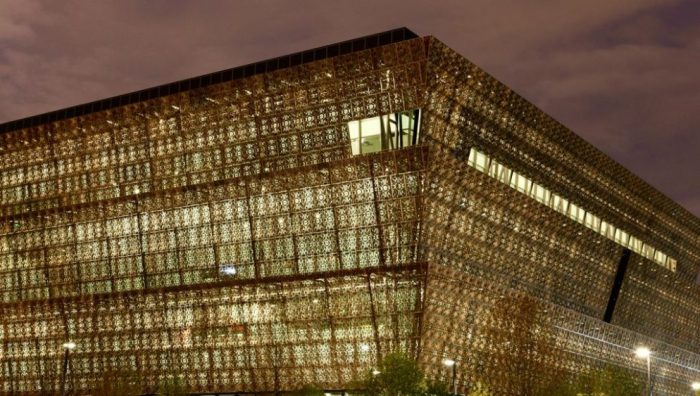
[
  {"x1": 692, "y1": 382, "x2": 700, "y2": 393},
  {"x1": 635, "y1": 347, "x2": 652, "y2": 396},
  {"x1": 60, "y1": 341, "x2": 76, "y2": 396},
  {"x1": 443, "y1": 358, "x2": 457, "y2": 395}
]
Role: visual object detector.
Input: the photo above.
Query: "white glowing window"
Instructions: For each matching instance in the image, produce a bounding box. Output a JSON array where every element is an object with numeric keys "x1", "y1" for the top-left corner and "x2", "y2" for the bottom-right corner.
[
  {"x1": 348, "y1": 109, "x2": 421, "y2": 155},
  {"x1": 600, "y1": 221, "x2": 613, "y2": 239},
  {"x1": 532, "y1": 183, "x2": 550, "y2": 205},
  {"x1": 642, "y1": 244, "x2": 655, "y2": 260},
  {"x1": 614, "y1": 229, "x2": 629, "y2": 245},
  {"x1": 512, "y1": 173, "x2": 531, "y2": 194},
  {"x1": 654, "y1": 250, "x2": 666, "y2": 264},
  {"x1": 473, "y1": 151, "x2": 489, "y2": 172},
  {"x1": 667, "y1": 258, "x2": 677, "y2": 271},
  {"x1": 628, "y1": 236, "x2": 643, "y2": 252},
  {"x1": 584, "y1": 212, "x2": 601, "y2": 231},
  {"x1": 551, "y1": 195, "x2": 568, "y2": 214},
  {"x1": 568, "y1": 202, "x2": 579, "y2": 221},
  {"x1": 489, "y1": 162, "x2": 511, "y2": 185},
  {"x1": 348, "y1": 120, "x2": 361, "y2": 155}
]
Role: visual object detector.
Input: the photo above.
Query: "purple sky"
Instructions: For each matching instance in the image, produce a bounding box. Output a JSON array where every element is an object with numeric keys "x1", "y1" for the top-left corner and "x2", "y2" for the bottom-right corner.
[{"x1": 1, "y1": 0, "x2": 699, "y2": 216}]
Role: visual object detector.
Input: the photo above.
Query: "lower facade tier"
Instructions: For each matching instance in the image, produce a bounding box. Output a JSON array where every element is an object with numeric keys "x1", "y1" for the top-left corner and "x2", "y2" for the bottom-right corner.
[
  {"x1": 0, "y1": 269, "x2": 423, "y2": 394},
  {"x1": 2, "y1": 264, "x2": 699, "y2": 395}
]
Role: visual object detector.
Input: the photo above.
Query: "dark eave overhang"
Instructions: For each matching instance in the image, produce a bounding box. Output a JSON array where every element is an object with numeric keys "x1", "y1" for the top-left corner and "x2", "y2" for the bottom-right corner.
[{"x1": 0, "y1": 27, "x2": 418, "y2": 134}]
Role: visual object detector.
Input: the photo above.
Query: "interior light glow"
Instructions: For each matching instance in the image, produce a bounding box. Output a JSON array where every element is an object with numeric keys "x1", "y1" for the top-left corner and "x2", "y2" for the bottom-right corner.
[{"x1": 348, "y1": 109, "x2": 422, "y2": 155}]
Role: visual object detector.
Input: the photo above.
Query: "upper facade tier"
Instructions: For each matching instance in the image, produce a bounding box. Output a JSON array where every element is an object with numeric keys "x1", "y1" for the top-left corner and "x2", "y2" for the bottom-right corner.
[{"x1": 0, "y1": 29, "x2": 698, "y2": 350}]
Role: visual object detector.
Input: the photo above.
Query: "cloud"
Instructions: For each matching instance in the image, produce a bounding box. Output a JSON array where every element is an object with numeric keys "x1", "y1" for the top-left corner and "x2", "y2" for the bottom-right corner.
[
  {"x1": 0, "y1": 0, "x2": 698, "y2": 216},
  {"x1": 0, "y1": 0, "x2": 41, "y2": 41}
]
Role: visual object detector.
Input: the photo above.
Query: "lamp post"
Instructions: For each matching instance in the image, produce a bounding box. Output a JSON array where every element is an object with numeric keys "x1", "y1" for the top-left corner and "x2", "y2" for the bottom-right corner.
[
  {"x1": 635, "y1": 346, "x2": 652, "y2": 396},
  {"x1": 60, "y1": 342, "x2": 76, "y2": 396},
  {"x1": 443, "y1": 358, "x2": 456, "y2": 395}
]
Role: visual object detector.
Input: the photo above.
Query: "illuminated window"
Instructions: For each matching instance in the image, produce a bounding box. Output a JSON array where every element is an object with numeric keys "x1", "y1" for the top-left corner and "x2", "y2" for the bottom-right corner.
[
  {"x1": 348, "y1": 109, "x2": 421, "y2": 155},
  {"x1": 467, "y1": 148, "x2": 677, "y2": 272}
]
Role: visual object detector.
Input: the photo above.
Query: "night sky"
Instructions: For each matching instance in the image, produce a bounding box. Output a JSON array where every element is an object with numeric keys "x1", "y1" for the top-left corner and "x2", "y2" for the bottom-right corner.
[{"x1": 1, "y1": 1, "x2": 699, "y2": 216}]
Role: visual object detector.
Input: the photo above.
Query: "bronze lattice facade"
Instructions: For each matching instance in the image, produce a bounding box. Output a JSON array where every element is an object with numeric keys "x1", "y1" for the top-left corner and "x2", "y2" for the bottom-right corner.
[{"x1": 1, "y1": 28, "x2": 699, "y2": 395}]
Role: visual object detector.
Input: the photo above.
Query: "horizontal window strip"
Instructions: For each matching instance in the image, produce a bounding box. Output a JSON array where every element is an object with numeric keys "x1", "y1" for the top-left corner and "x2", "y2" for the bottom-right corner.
[{"x1": 467, "y1": 149, "x2": 677, "y2": 272}]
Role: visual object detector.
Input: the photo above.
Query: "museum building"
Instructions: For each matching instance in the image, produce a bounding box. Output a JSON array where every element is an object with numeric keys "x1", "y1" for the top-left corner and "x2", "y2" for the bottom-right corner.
[{"x1": 1, "y1": 28, "x2": 699, "y2": 395}]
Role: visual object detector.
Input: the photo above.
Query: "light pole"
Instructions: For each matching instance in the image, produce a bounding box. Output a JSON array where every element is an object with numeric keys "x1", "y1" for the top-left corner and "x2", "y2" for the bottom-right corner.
[
  {"x1": 635, "y1": 346, "x2": 652, "y2": 396},
  {"x1": 60, "y1": 342, "x2": 76, "y2": 396},
  {"x1": 443, "y1": 358, "x2": 456, "y2": 395}
]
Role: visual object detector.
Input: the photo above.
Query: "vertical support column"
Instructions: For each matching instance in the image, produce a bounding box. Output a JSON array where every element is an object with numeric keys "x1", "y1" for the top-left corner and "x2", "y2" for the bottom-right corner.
[
  {"x1": 133, "y1": 198, "x2": 149, "y2": 290},
  {"x1": 410, "y1": 266, "x2": 426, "y2": 359},
  {"x1": 283, "y1": 179, "x2": 301, "y2": 275},
  {"x1": 244, "y1": 180, "x2": 260, "y2": 279},
  {"x1": 67, "y1": 210, "x2": 83, "y2": 296},
  {"x1": 369, "y1": 159, "x2": 387, "y2": 268},
  {"x1": 325, "y1": 166, "x2": 344, "y2": 271},
  {"x1": 366, "y1": 273, "x2": 383, "y2": 361},
  {"x1": 205, "y1": 193, "x2": 222, "y2": 280},
  {"x1": 322, "y1": 277, "x2": 342, "y2": 385},
  {"x1": 99, "y1": 203, "x2": 116, "y2": 293}
]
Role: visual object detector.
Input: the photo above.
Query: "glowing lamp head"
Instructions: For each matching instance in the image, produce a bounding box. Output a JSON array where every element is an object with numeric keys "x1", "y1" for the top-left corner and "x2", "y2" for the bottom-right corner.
[
  {"x1": 62, "y1": 342, "x2": 76, "y2": 350},
  {"x1": 372, "y1": 369, "x2": 381, "y2": 376},
  {"x1": 692, "y1": 382, "x2": 700, "y2": 391},
  {"x1": 220, "y1": 265, "x2": 237, "y2": 276},
  {"x1": 443, "y1": 358, "x2": 456, "y2": 367},
  {"x1": 635, "y1": 346, "x2": 651, "y2": 359}
]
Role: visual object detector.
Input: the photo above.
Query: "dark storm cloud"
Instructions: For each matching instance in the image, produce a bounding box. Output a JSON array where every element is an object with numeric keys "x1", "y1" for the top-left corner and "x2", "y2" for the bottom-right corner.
[{"x1": 1, "y1": 0, "x2": 699, "y2": 215}]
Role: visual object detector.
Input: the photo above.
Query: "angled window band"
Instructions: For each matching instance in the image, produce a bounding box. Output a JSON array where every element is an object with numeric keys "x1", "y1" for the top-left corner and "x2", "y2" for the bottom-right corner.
[{"x1": 467, "y1": 148, "x2": 677, "y2": 272}]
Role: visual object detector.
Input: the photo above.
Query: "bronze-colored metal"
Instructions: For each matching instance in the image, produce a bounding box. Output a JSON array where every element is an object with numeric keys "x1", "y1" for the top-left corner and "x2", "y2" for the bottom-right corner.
[{"x1": 0, "y1": 31, "x2": 699, "y2": 395}]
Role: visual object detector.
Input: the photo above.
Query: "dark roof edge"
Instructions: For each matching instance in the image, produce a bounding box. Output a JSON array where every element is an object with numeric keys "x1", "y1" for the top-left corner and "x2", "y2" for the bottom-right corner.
[{"x1": 0, "y1": 27, "x2": 419, "y2": 134}]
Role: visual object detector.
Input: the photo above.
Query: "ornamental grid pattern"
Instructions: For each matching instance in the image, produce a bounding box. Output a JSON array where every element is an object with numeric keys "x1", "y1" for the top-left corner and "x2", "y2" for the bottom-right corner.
[{"x1": 0, "y1": 30, "x2": 699, "y2": 395}]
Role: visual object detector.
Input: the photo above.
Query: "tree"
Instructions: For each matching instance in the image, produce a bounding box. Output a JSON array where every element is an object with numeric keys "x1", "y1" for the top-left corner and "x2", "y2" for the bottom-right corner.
[
  {"x1": 156, "y1": 376, "x2": 189, "y2": 396},
  {"x1": 539, "y1": 365, "x2": 644, "y2": 396},
  {"x1": 290, "y1": 384, "x2": 325, "y2": 396},
  {"x1": 582, "y1": 365, "x2": 644, "y2": 396},
  {"x1": 359, "y1": 352, "x2": 451, "y2": 396},
  {"x1": 424, "y1": 380, "x2": 452, "y2": 396},
  {"x1": 364, "y1": 352, "x2": 426, "y2": 396},
  {"x1": 467, "y1": 382, "x2": 492, "y2": 396},
  {"x1": 535, "y1": 375, "x2": 579, "y2": 396}
]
